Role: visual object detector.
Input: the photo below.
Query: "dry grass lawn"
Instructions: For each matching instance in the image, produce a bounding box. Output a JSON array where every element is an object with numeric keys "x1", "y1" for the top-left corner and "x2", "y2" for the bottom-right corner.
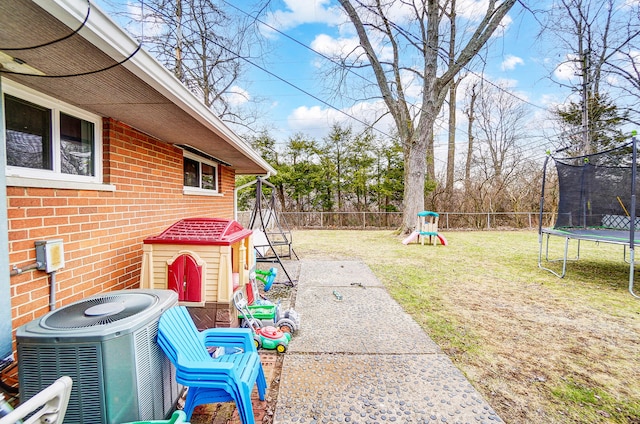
[{"x1": 290, "y1": 229, "x2": 640, "y2": 424}]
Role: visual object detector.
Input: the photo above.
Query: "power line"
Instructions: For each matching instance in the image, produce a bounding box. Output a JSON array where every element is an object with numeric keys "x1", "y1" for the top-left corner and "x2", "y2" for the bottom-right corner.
[
  {"x1": 226, "y1": 0, "x2": 549, "y2": 112},
  {"x1": 0, "y1": 0, "x2": 91, "y2": 51},
  {"x1": 133, "y1": 1, "x2": 560, "y2": 165},
  {"x1": 0, "y1": 0, "x2": 142, "y2": 79},
  {"x1": 222, "y1": 1, "x2": 556, "y2": 162},
  {"x1": 0, "y1": 45, "x2": 142, "y2": 78}
]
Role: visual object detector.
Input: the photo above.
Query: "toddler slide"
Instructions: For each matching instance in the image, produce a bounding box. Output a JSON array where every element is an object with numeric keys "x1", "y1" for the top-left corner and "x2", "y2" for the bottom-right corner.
[
  {"x1": 437, "y1": 234, "x2": 448, "y2": 246},
  {"x1": 402, "y1": 231, "x2": 420, "y2": 245}
]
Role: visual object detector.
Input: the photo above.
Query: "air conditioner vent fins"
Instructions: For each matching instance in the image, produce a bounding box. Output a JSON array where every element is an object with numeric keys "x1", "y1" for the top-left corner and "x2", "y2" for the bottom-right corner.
[{"x1": 40, "y1": 293, "x2": 156, "y2": 329}]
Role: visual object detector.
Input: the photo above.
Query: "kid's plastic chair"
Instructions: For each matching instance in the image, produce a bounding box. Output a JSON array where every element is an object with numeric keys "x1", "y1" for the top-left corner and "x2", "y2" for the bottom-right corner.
[{"x1": 156, "y1": 306, "x2": 267, "y2": 423}]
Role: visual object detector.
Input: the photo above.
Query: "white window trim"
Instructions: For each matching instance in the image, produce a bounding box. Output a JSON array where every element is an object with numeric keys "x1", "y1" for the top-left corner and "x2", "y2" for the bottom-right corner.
[
  {"x1": 2, "y1": 79, "x2": 104, "y2": 185},
  {"x1": 182, "y1": 150, "x2": 221, "y2": 196}
]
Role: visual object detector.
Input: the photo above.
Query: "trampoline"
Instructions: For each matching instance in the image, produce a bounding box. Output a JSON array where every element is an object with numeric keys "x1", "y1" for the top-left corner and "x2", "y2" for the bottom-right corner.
[{"x1": 538, "y1": 137, "x2": 640, "y2": 298}]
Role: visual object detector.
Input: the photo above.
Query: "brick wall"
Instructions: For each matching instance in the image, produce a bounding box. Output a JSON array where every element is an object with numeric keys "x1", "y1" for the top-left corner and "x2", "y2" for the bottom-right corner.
[{"x1": 8, "y1": 118, "x2": 237, "y2": 340}]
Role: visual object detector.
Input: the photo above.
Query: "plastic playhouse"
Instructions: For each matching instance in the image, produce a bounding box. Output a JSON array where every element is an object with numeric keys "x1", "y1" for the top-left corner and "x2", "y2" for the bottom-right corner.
[
  {"x1": 140, "y1": 217, "x2": 254, "y2": 329},
  {"x1": 402, "y1": 211, "x2": 448, "y2": 246}
]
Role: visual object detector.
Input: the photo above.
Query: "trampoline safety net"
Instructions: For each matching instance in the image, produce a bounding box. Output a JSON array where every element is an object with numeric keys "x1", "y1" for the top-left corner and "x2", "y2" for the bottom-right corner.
[{"x1": 553, "y1": 143, "x2": 640, "y2": 230}]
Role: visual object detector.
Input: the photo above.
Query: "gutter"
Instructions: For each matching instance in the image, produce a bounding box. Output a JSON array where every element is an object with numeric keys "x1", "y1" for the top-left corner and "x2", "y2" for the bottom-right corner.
[{"x1": 35, "y1": 0, "x2": 276, "y2": 176}]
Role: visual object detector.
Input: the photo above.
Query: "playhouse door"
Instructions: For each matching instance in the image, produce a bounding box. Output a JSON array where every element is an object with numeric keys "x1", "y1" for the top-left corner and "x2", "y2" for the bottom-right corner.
[{"x1": 168, "y1": 254, "x2": 202, "y2": 302}]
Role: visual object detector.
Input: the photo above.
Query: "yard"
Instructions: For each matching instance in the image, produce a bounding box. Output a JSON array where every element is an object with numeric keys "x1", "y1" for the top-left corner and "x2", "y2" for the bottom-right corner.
[{"x1": 290, "y1": 229, "x2": 640, "y2": 423}]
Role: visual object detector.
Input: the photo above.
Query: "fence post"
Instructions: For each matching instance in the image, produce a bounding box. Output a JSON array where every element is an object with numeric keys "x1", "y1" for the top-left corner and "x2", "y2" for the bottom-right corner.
[
  {"x1": 363, "y1": 212, "x2": 366, "y2": 228},
  {"x1": 487, "y1": 213, "x2": 491, "y2": 229}
]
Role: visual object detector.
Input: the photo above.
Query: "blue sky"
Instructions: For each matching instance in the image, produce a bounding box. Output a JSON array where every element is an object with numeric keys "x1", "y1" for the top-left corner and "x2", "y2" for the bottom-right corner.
[{"x1": 94, "y1": 0, "x2": 591, "y2": 165}]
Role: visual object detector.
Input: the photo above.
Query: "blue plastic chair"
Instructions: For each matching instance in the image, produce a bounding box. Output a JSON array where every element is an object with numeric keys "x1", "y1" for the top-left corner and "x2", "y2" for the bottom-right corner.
[{"x1": 156, "y1": 306, "x2": 267, "y2": 423}]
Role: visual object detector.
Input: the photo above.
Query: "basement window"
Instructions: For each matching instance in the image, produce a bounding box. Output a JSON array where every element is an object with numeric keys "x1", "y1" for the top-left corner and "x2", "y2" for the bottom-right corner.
[
  {"x1": 183, "y1": 150, "x2": 219, "y2": 195},
  {"x1": 2, "y1": 80, "x2": 102, "y2": 185}
]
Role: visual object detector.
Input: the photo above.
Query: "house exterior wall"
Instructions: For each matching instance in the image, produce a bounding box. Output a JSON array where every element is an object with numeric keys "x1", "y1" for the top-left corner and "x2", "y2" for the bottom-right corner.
[{"x1": 8, "y1": 118, "x2": 236, "y2": 342}]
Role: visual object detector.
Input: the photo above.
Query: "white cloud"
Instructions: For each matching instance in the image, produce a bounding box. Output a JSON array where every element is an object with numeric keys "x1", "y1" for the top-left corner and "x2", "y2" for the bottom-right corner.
[
  {"x1": 124, "y1": 1, "x2": 166, "y2": 39},
  {"x1": 493, "y1": 78, "x2": 520, "y2": 90},
  {"x1": 309, "y1": 32, "x2": 394, "y2": 65},
  {"x1": 265, "y1": 0, "x2": 344, "y2": 31},
  {"x1": 286, "y1": 100, "x2": 394, "y2": 140},
  {"x1": 457, "y1": 0, "x2": 492, "y2": 20},
  {"x1": 224, "y1": 86, "x2": 251, "y2": 107},
  {"x1": 501, "y1": 55, "x2": 524, "y2": 71},
  {"x1": 310, "y1": 33, "x2": 360, "y2": 58},
  {"x1": 554, "y1": 54, "x2": 580, "y2": 82},
  {"x1": 453, "y1": 0, "x2": 513, "y2": 38}
]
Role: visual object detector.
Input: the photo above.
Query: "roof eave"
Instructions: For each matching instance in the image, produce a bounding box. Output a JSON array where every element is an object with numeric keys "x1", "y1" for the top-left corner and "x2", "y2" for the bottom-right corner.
[{"x1": 31, "y1": 0, "x2": 276, "y2": 176}]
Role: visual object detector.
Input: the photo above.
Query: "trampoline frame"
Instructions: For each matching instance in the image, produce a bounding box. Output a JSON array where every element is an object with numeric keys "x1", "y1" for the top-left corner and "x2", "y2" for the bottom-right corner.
[{"x1": 538, "y1": 137, "x2": 640, "y2": 299}]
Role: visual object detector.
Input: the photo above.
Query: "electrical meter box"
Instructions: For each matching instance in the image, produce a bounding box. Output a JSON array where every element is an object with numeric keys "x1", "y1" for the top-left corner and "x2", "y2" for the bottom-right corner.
[{"x1": 35, "y1": 239, "x2": 65, "y2": 273}]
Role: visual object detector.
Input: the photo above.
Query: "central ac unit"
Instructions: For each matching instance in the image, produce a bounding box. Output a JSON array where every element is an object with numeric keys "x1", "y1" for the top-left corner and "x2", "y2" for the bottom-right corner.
[{"x1": 17, "y1": 289, "x2": 180, "y2": 424}]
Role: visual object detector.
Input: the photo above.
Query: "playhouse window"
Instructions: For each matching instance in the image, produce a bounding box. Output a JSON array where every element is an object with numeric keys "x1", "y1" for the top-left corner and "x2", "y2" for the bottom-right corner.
[
  {"x1": 2, "y1": 80, "x2": 102, "y2": 184},
  {"x1": 183, "y1": 151, "x2": 219, "y2": 195}
]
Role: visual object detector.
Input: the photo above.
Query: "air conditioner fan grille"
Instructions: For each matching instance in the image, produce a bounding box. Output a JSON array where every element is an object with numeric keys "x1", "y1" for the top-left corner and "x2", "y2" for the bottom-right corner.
[{"x1": 42, "y1": 293, "x2": 156, "y2": 329}]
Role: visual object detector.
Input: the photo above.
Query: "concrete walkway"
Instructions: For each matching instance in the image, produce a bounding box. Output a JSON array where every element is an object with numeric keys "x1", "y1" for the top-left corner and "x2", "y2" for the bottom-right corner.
[{"x1": 272, "y1": 259, "x2": 503, "y2": 424}]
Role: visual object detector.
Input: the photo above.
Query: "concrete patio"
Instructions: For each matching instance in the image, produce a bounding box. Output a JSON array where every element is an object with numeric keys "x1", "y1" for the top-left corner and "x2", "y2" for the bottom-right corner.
[{"x1": 190, "y1": 259, "x2": 502, "y2": 424}]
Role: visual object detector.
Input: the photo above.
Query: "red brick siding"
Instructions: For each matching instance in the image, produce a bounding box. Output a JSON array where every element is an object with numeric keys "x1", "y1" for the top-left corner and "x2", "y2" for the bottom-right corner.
[{"x1": 7, "y1": 118, "x2": 237, "y2": 341}]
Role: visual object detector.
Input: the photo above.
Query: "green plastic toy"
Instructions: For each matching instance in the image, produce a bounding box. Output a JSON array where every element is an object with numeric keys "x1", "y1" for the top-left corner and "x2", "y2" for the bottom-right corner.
[
  {"x1": 233, "y1": 289, "x2": 292, "y2": 353},
  {"x1": 252, "y1": 326, "x2": 292, "y2": 353}
]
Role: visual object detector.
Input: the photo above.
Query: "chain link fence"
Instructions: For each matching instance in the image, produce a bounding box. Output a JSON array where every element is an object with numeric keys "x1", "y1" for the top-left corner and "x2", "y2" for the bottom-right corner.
[{"x1": 237, "y1": 211, "x2": 556, "y2": 230}]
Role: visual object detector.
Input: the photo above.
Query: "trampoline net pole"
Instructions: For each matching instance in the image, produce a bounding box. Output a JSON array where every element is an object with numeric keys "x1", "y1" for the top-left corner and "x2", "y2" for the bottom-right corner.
[
  {"x1": 538, "y1": 155, "x2": 551, "y2": 242},
  {"x1": 630, "y1": 137, "x2": 639, "y2": 298}
]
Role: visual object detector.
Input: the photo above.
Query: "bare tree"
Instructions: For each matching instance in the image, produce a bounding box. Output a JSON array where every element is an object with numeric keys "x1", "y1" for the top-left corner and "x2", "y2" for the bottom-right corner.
[
  {"x1": 475, "y1": 82, "x2": 529, "y2": 178},
  {"x1": 336, "y1": 0, "x2": 517, "y2": 232},
  {"x1": 471, "y1": 81, "x2": 530, "y2": 212},
  {"x1": 540, "y1": 0, "x2": 640, "y2": 149},
  {"x1": 117, "y1": 0, "x2": 267, "y2": 127}
]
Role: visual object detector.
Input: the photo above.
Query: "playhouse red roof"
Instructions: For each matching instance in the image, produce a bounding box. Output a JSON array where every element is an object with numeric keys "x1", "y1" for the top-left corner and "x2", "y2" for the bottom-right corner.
[{"x1": 143, "y1": 218, "x2": 252, "y2": 246}]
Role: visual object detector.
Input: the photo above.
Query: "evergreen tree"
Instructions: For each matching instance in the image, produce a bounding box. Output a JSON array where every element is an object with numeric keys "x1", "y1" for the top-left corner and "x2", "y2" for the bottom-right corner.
[{"x1": 556, "y1": 93, "x2": 629, "y2": 154}]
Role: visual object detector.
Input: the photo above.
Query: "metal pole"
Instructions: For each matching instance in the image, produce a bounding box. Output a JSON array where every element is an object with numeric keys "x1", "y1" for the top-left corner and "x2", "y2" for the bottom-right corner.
[
  {"x1": 539, "y1": 154, "x2": 551, "y2": 240},
  {"x1": 630, "y1": 136, "x2": 639, "y2": 298}
]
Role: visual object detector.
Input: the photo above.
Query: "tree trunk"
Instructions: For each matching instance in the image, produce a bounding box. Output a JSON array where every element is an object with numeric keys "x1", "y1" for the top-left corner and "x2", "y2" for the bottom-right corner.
[
  {"x1": 445, "y1": 0, "x2": 457, "y2": 200},
  {"x1": 402, "y1": 138, "x2": 428, "y2": 232},
  {"x1": 426, "y1": 130, "x2": 435, "y2": 181},
  {"x1": 465, "y1": 83, "x2": 478, "y2": 193},
  {"x1": 446, "y1": 81, "x2": 457, "y2": 197}
]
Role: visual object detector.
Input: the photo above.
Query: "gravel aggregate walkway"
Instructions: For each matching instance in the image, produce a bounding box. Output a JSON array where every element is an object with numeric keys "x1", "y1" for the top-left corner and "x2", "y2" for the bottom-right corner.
[{"x1": 272, "y1": 259, "x2": 502, "y2": 424}]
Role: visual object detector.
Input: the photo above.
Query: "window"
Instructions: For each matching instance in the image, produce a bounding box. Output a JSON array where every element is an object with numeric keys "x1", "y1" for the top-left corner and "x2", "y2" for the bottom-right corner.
[
  {"x1": 60, "y1": 113, "x2": 95, "y2": 176},
  {"x1": 183, "y1": 151, "x2": 219, "y2": 195},
  {"x1": 2, "y1": 80, "x2": 102, "y2": 184},
  {"x1": 5, "y1": 95, "x2": 51, "y2": 170}
]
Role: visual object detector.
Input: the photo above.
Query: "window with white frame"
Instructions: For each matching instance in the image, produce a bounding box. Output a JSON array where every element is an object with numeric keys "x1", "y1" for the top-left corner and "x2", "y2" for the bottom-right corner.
[
  {"x1": 183, "y1": 150, "x2": 219, "y2": 194},
  {"x1": 2, "y1": 80, "x2": 102, "y2": 184}
]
